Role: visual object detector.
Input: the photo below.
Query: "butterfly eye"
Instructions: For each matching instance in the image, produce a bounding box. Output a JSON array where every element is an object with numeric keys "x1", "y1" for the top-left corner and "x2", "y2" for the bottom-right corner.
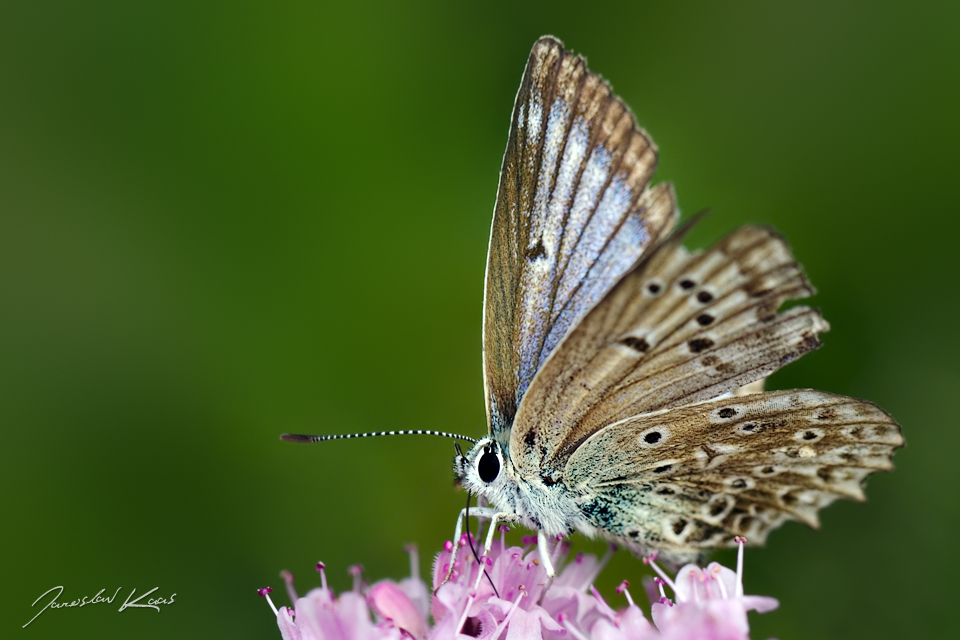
[{"x1": 477, "y1": 447, "x2": 500, "y2": 483}]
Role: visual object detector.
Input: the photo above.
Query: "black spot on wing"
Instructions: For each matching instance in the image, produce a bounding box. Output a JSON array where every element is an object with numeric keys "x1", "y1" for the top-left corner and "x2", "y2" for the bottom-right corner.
[
  {"x1": 524, "y1": 430, "x2": 536, "y2": 451},
  {"x1": 688, "y1": 338, "x2": 714, "y2": 353},
  {"x1": 696, "y1": 313, "x2": 715, "y2": 326},
  {"x1": 620, "y1": 336, "x2": 650, "y2": 352},
  {"x1": 526, "y1": 238, "x2": 546, "y2": 261}
]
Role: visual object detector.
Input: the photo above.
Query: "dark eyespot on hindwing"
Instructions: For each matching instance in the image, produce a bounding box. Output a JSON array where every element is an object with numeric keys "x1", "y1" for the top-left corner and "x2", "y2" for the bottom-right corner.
[
  {"x1": 679, "y1": 279, "x2": 696, "y2": 290},
  {"x1": 697, "y1": 291, "x2": 714, "y2": 303},
  {"x1": 696, "y1": 313, "x2": 715, "y2": 326}
]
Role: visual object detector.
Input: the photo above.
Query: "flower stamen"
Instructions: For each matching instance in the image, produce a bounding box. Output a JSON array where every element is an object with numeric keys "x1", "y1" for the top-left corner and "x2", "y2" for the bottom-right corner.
[
  {"x1": 455, "y1": 590, "x2": 477, "y2": 634},
  {"x1": 492, "y1": 588, "x2": 527, "y2": 640},
  {"x1": 589, "y1": 585, "x2": 618, "y2": 620},
  {"x1": 643, "y1": 553, "x2": 678, "y2": 594},
  {"x1": 281, "y1": 570, "x2": 298, "y2": 604},
  {"x1": 710, "y1": 563, "x2": 729, "y2": 599},
  {"x1": 616, "y1": 580, "x2": 635, "y2": 607},
  {"x1": 559, "y1": 612, "x2": 590, "y2": 640},
  {"x1": 258, "y1": 587, "x2": 278, "y2": 616},
  {"x1": 349, "y1": 565, "x2": 363, "y2": 593},
  {"x1": 405, "y1": 544, "x2": 420, "y2": 582},
  {"x1": 316, "y1": 561, "x2": 328, "y2": 591},
  {"x1": 734, "y1": 536, "x2": 747, "y2": 598}
]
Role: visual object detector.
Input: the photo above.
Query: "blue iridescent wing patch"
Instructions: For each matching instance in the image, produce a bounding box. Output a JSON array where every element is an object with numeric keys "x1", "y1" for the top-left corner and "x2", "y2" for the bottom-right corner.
[{"x1": 483, "y1": 36, "x2": 677, "y2": 437}]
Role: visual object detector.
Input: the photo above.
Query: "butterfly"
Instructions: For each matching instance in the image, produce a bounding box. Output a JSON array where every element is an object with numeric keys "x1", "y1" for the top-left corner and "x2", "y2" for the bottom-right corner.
[
  {"x1": 284, "y1": 35, "x2": 903, "y2": 577},
  {"x1": 447, "y1": 35, "x2": 903, "y2": 574}
]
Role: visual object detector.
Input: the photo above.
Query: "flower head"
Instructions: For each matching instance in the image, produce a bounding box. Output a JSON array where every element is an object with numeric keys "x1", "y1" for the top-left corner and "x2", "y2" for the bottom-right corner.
[{"x1": 261, "y1": 534, "x2": 776, "y2": 639}]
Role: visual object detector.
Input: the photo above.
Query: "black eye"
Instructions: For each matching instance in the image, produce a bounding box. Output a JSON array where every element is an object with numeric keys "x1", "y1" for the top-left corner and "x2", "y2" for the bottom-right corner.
[{"x1": 478, "y1": 447, "x2": 500, "y2": 483}]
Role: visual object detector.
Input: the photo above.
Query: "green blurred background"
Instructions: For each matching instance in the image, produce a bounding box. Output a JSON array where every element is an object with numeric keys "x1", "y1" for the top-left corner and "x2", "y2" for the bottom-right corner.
[{"x1": 2, "y1": 1, "x2": 957, "y2": 638}]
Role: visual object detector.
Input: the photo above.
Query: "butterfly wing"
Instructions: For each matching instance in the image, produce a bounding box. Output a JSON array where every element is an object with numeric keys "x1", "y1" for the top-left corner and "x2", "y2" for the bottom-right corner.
[
  {"x1": 511, "y1": 224, "x2": 828, "y2": 475},
  {"x1": 563, "y1": 390, "x2": 903, "y2": 560},
  {"x1": 483, "y1": 36, "x2": 678, "y2": 437}
]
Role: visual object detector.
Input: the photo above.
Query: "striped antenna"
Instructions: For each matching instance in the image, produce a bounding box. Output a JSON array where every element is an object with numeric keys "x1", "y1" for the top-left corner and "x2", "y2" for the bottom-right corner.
[{"x1": 280, "y1": 430, "x2": 477, "y2": 444}]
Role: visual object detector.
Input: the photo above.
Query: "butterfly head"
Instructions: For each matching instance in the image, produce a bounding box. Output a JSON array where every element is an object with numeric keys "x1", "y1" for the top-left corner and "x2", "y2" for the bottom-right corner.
[{"x1": 454, "y1": 437, "x2": 515, "y2": 502}]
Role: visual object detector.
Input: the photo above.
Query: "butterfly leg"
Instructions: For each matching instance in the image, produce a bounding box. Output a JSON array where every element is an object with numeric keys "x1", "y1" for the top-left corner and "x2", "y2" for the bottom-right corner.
[
  {"x1": 436, "y1": 506, "x2": 502, "y2": 592},
  {"x1": 536, "y1": 529, "x2": 557, "y2": 578},
  {"x1": 535, "y1": 530, "x2": 557, "y2": 602}
]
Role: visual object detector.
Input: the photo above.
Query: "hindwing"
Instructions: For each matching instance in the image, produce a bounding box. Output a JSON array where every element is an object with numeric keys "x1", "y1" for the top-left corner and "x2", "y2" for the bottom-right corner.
[{"x1": 563, "y1": 390, "x2": 903, "y2": 558}]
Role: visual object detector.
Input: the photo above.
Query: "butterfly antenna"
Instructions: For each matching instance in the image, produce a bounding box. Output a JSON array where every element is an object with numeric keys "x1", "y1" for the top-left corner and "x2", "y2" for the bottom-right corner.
[
  {"x1": 281, "y1": 430, "x2": 477, "y2": 444},
  {"x1": 465, "y1": 491, "x2": 500, "y2": 599}
]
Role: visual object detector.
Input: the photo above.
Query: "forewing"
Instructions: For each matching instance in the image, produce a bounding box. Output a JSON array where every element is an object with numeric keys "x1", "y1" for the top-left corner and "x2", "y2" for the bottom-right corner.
[
  {"x1": 483, "y1": 36, "x2": 677, "y2": 436},
  {"x1": 511, "y1": 224, "x2": 827, "y2": 474},
  {"x1": 564, "y1": 390, "x2": 903, "y2": 556}
]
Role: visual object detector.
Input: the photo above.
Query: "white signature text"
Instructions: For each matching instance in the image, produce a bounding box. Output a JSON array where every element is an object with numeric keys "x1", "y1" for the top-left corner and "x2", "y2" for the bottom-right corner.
[{"x1": 23, "y1": 585, "x2": 176, "y2": 628}]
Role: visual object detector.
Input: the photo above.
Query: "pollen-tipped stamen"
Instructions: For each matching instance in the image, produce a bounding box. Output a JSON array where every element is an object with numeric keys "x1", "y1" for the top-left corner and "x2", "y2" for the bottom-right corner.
[
  {"x1": 643, "y1": 553, "x2": 678, "y2": 594},
  {"x1": 710, "y1": 563, "x2": 729, "y2": 599},
  {"x1": 734, "y1": 536, "x2": 747, "y2": 598},
  {"x1": 258, "y1": 587, "x2": 278, "y2": 616},
  {"x1": 687, "y1": 568, "x2": 703, "y2": 604},
  {"x1": 616, "y1": 580, "x2": 635, "y2": 607},
  {"x1": 654, "y1": 577, "x2": 668, "y2": 601}
]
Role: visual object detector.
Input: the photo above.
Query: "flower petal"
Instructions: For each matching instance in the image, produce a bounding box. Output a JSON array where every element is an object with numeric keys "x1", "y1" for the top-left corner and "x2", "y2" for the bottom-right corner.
[{"x1": 368, "y1": 580, "x2": 429, "y2": 640}]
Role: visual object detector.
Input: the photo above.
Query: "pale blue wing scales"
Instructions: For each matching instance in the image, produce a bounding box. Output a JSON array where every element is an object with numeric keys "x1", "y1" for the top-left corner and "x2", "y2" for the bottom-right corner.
[{"x1": 483, "y1": 36, "x2": 677, "y2": 437}]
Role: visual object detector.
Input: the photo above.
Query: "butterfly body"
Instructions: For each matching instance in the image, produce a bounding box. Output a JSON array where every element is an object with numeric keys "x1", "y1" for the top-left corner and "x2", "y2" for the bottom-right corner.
[
  {"x1": 457, "y1": 436, "x2": 597, "y2": 540},
  {"x1": 451, "y1": 36, "x2": 902, "y2": 567}
]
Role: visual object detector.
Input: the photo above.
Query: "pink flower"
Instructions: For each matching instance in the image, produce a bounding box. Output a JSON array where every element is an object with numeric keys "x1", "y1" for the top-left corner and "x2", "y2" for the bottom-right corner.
[{"x1": 259, "y1": 534, "x2": 777, "y2": 639}]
